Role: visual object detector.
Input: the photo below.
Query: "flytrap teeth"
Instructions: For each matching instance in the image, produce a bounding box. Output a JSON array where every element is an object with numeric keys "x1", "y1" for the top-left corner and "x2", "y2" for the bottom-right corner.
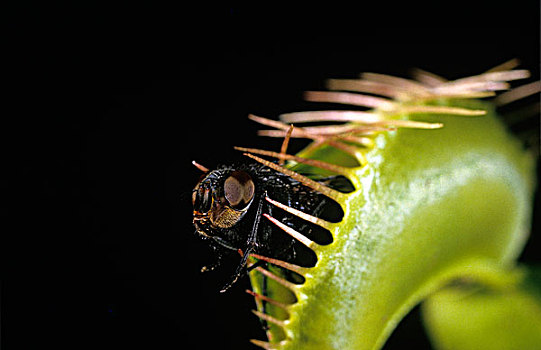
[
  {"x1": 249, "y1": 114, "x2": 292, "y2": 131},
  {"x1": 304, "y1": 90, "x2": 395, "y2": 110},
  {"x1": 374, "y1": 119, "x2": 444, "y2": 129},
  {"x1": 264, "y1": 196, "x2": 334, "y2": 231},
  {"x1": 410, "y1": 68, "x2": 448, "y2": 87},
  {"x1": 241, "y1": 152, "x2": 348, "y2": 202},
  {"x1": 263, "y1": 214, "x2": 318, "y2": 250},
  {"x1": 301, "y1": 96, "x2": 484, "y2": 118},
  {"x1": 250, "y1": 253, "x2": 308, "y2": 276},
  {"x1": 386, "y1": 105, "x2": 486, "y2": 117},
  {"x1": 252, "y1": 310, "x2": 288, "y2": 328},
  {"x1": 279, "y1": 124, "x2": 294, "y2": 166},
  {"x1": 234, "y1": 146, "x2": 351, "y2": 177},
  {"x1": 253, "y1": 266, "x2": 299, "y2": 292},
  {"x1": 326, "y1": 78, "x2": 410, "y2": 99},
  {"x1": 294, "y1": 124, "x2": 392, "y2": 135},
  {"x1": 427, "y1": 69, "x2": 531, "y2": 98},
  {"x1": 495, "y1": 81, "x2": 541, "y2": 106},
  {"x1": 249, "y1": 113, "x2": 369, "y2": 165},
  {"x1": 430, "y1": 81, "x2": 510, "y2": 96},
  {"x1": 280, "y1": 110, "x2": 380, "y2": 124},
  {"x1": 324, "y1": 63, "x2": 532, "y2": 105},
  {"x1": 418, "y1": 91, "x2": 497, "y2": 101},
  {"x1": 191, "y1": 160, "x2": 209, "y2": 173},
  {"x1": 246, "y1": 289, "x2": 291, "y2": 310},
  {"x1": 280, "y1": 108, "x2": 477, "y2": 127},
  {"x1": 447, "y1": 69, "x2": 531, "y2": 86},
  {"x1": 486, "y1": 58, "x2": 521, "y2": 72},
  {"x1": 361, "y1": 72, "x2": 431, "y2": 96},
  {"x1": 300, "y1": 93, "x2": 487, "y2": 124}
]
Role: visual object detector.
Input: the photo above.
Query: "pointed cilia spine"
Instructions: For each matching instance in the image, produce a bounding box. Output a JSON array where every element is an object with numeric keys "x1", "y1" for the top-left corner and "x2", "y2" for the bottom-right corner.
[{"x1": 239, "y1": 59, "x2": 539, "y2": 349}]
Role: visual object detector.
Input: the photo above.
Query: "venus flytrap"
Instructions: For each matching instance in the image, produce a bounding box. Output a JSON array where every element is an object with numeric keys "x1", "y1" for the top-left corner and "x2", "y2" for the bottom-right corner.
[{"x1": 240, "y1": 64, "x2": 539, "y2": 350}]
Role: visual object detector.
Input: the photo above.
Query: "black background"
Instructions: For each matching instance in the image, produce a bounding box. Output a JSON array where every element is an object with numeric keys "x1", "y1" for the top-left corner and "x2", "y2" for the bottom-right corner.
[{"x1": 4, "y1": 3, "x2": 540, "y2": 349}]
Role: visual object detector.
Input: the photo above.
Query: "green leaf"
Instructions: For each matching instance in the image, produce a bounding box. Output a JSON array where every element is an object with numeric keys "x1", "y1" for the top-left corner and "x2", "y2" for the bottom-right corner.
[{"x1": 422, "y1": 265, "x2": 541, "y2": 350}]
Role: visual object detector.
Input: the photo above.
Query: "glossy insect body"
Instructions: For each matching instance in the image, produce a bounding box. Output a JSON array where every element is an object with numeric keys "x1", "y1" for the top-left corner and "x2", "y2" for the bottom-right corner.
[{"x1": 192, "y1": 160, "x2": 344, "y2": 290}]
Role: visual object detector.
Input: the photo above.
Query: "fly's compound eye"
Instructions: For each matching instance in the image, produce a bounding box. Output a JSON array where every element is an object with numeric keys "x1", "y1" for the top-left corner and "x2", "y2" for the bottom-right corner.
[
  {"x1": 193, "y1": 170, "x2": 255, "y2": 230},
  {"x1": 224, "y1": 171, "x2": 255, "y2": 210},
  {"x1": 207, "y1": 170, "x2": 255, "y2": 229},
  {"x1": 193, "y1": 185, "x2": 213, "y2": 213}
]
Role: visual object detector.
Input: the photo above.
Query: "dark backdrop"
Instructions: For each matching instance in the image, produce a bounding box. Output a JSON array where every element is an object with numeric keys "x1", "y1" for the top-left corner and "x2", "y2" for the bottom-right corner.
[{"x1": 4, "y1": 3, "x2": 540, "y2": 349}]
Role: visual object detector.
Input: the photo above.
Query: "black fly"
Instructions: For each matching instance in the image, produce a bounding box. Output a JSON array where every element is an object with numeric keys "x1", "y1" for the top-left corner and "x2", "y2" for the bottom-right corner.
[{"x1": 191, "y1": 159, "x2": 350, "y2": 292}]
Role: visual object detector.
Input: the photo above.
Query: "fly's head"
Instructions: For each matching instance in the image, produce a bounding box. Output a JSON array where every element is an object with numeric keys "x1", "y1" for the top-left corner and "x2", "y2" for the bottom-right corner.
[{"x1": 192, "y1": 167, "x2": 256, "y2": 245}]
